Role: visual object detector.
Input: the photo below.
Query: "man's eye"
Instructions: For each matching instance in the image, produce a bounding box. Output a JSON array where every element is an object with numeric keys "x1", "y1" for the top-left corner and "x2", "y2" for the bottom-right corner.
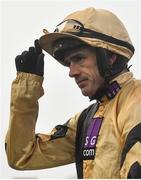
[
  {"x1": 64, "y1": 54, "x2": 86, "y2": 67},
  {"x1": 74, "y1": 56, "x2": 85, "y2": 63}
]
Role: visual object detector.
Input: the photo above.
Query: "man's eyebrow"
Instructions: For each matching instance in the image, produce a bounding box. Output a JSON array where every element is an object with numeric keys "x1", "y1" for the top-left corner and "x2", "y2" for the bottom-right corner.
[{"x1": 66, "y1": 52, "x2": 86, "y2": 61}]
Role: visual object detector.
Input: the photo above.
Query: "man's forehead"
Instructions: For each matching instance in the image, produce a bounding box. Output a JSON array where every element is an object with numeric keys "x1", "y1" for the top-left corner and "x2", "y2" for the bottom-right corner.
[{"x1": 64, "y1": 46, "x2": 95, "y2": 60}]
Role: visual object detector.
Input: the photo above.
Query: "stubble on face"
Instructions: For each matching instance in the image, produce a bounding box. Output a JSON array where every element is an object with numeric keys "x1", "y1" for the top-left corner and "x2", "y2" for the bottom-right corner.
[
  {"x1": 77, "y1": 65, "x2": 104, "y2": 97},
  {"x1": 65, "y1": 46, "x2": 105, "y2": 97}
]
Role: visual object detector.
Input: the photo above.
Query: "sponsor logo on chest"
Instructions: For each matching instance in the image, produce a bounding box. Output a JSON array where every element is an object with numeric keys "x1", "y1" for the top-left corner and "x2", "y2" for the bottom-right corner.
[{"x1": 83, "y1": 117, "x2": 103, "y2": 160}]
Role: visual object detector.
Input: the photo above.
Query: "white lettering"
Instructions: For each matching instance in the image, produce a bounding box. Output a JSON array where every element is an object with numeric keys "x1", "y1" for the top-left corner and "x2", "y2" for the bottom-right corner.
[
  {"x1": 90, "y1": 136, "x2": 96, "y2": 146},
  {"x1": 84, "y1": 136, "x2": 89, "y2": 146},
  {"x1": 83, "y1": 149, "x2": 95, "y2": 157}
]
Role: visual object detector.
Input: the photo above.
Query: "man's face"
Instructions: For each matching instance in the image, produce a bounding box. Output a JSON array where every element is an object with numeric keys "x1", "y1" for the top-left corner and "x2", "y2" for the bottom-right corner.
[{"x1": 64, "y1": 46, "x2": 105, "y2": 97}]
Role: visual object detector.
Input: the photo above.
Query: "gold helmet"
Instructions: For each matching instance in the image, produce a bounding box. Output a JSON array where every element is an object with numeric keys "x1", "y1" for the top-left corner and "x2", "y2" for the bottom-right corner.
[{"x1": 39, "y1": 7, "x2": 134, "y2": 65}]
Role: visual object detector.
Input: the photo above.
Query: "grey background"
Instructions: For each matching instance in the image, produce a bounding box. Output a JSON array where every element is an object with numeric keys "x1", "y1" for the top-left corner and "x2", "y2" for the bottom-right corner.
[{"x1": 1, "y1": 0, "x2": 141, "y2": 178}]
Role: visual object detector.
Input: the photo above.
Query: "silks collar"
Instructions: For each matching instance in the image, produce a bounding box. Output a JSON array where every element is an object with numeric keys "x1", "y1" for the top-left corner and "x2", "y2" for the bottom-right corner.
[
  {"x1": 89, "y1": 80, "x2": 121, "y2": 101},
  {"x1": 89, "y1": 72, "x2": 133, "y2": 101}
]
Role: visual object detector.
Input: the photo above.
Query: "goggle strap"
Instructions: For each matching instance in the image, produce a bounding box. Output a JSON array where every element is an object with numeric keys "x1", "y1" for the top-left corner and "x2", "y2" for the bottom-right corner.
[
  {"x1": 70, "y1": 30, "x2": 134, "y2": 54},
  {"x1": 54, "y1": 19, "x2": 134, "y2": 54}
]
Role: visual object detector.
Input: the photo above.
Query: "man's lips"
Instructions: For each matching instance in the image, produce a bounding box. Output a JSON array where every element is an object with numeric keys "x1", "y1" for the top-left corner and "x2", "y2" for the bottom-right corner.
[{"x1": 76, "y1": 78, "x2": 88, "y2": 87}]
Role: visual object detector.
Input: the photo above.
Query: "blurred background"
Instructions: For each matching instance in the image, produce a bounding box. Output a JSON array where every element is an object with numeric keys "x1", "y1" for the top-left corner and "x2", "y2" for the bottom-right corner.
[{"x1": 1, "y1": 0, "x2": 141, "y2": 178}]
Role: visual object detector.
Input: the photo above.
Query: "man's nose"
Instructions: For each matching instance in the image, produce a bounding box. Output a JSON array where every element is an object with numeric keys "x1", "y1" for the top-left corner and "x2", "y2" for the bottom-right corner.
[{"x1": 69, "y1": 62, "x2": 80, "y2": 78}]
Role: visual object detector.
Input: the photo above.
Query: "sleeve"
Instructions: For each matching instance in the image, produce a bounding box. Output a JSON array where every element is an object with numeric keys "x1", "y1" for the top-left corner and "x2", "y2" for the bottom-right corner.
[
  {"x1": 119, "y1": 85, "x2": 141, "y2": 178},
  {"x1": 5, "y1": 72, "x2": 80, "y2": 170}
]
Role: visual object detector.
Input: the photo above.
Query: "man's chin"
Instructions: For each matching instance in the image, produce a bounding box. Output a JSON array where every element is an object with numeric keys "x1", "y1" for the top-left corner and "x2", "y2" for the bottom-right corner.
[{"x1": 81, "y1": 89, "x2": 94, "y2": 97}]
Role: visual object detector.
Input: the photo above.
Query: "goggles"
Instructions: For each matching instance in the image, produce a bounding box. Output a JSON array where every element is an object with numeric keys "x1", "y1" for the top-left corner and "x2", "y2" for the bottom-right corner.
[
  {"x1": 53, "y1": 19, "x2": 134, "y2": 54},
  {"x1": 54, "y1": 19, "x2": 96, "y2": 36},
  {"x1": 52, "y1": 37, "x2": 87, "y2": 66}
]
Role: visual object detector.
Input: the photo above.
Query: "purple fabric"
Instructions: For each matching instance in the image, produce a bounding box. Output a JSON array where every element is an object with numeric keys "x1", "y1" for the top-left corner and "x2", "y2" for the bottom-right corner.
[
  {"x1": 84, "y1": 117, "x2": 103, "y2": 148},
  {"x1": 105, "y1": 81, "x2": 121, "y2": 99}
]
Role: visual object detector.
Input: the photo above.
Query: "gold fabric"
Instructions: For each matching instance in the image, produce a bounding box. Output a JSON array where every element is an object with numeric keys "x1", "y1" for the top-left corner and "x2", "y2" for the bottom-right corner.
[
  {"x1": 39, "y1": 7, "x2": 134, "y2": 60},
  {"x1": 5, "y1": 72, "x2": 141, "y2": 178}
]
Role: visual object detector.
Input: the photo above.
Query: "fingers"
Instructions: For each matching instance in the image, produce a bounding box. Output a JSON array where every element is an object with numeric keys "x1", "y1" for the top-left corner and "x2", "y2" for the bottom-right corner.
[
  {"x1": 21, "y1": 51, "x2": 29, "y2": 59},
  {"x1": 15, "y1": 40, "x2": 44, "y2": 76},
  {"x1": 36, "y1": 53, "x2": 44, "y2": 76},
  {"x1": 29, "y1": 47, "x2": 35, "y2": 53},
  {"x1": 19, "y1": 40, "x2": 42, "y2": 56},
  {"x1": 34, "y1": 39, "x2": 42, "y2": 55},
  {"x1": 38, "y1": 53, "x2": 44, "y2": 60},
  {"x1": 15, "y1": 55, "x2": 22, "y2": 63},
  {"x1": 15, "y1": 54, "x2": 26, "y2": 72},
  {"x1": 15, "y1": 55, "x2": 21, "y2": 69},
  {"x1": 15, "y1": 54, "x2": 26, "y2": 65}
]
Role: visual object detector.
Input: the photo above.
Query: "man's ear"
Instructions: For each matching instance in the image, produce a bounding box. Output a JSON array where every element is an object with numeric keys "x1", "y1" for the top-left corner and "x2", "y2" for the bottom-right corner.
[{"x1": 108, "y1": 54, "x2": 117, "y2": 65}]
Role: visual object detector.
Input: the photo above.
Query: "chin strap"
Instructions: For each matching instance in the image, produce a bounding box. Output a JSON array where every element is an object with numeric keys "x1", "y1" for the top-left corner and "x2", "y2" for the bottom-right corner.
[{"x1": 95, "y1": 47, "x2": 129, "y2": 81}]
